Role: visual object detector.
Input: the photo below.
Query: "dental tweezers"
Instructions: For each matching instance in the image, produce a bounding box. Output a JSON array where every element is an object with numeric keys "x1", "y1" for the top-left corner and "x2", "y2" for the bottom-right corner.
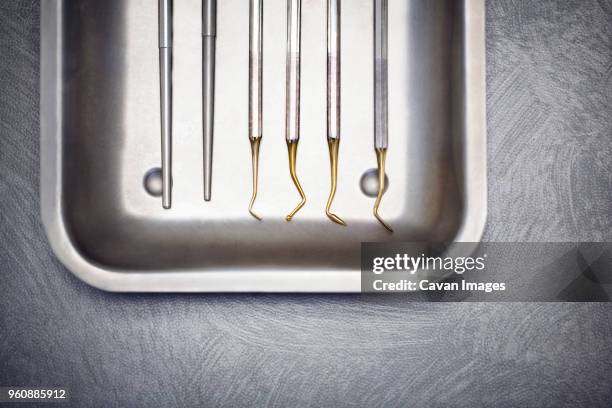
[
  {"x1": 373, "y1": 0, "x2": 392, "y2": 232},
  {"x1": 159, "y1": 0, "x2": 173, "y2": 209},
  {"x1": 325, "y1": 0, "x2": 345, "y2": 226},
  {"x1": 248, "y1": 0, "x2": 263, "y2": 220},
  {"x1": 202, "y1": 0, "x2": 217, "y2": 201},
  {"x1": 285, "y1": 0, "x2": 306, "y2": 221}
]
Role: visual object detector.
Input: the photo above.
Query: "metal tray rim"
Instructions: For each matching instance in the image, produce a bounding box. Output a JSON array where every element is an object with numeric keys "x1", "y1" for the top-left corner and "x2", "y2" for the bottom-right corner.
[{"x1": 40, "y1": 0, "x2": 487, "y2": 293}]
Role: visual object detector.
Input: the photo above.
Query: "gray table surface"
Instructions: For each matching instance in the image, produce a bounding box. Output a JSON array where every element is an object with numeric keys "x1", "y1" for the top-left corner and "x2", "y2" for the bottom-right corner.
[{"x1": 1, "y1": 1, "x2": 611, "y2": 407}]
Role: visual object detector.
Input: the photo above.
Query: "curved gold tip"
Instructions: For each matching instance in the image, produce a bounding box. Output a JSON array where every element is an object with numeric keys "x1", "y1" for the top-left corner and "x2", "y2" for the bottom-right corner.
[
  {"x1": 325, "y1": 138, "x2": 346, "y2": 226},
  {"x1": 286, "y1": 140, "x2": 306, "y2": 221},
  {"x1": 248, "y1": 137, "x2": 262, "y2": 221},
  {"x1": 374, "y1": 148, "x2": 393, "y2": 233}
]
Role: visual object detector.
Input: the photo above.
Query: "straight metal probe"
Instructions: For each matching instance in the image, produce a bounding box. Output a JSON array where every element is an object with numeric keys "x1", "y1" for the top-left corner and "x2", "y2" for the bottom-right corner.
[
  {"x1": 159, "y1": 0, "x2": 173, "y2": 209},
  {"x1": 202, "y1": 0, "x2": 217, "y2": 201}
]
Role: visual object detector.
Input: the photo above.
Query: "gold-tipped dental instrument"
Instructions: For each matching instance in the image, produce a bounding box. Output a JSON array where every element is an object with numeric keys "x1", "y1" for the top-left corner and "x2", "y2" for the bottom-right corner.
[
  {"x1": 248, "y1": 0, "x2": 263, "y2": 220},
  {"x1": 285, "y1": 0, "x2": 306, "y2": 222},
  {"x1": 373, "y1": 0, "x2": 393, "y2": 232},
  {"x1": 374, "y1": 147, "x2": 392, "y2": 232},
  {"x1": 202, "y1": 0, "x2": 217, "y2": 201},
  {"x1": 325, "y1": 0, "x2": 346, "y2": 226},
  {"x1": 159, "y1": 0, "x2": 173, "y2": 209}
]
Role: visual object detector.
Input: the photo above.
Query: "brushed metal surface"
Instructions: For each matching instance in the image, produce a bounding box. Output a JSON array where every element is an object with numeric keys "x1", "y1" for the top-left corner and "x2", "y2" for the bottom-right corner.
[
  {"x1": 1, "y1": 1, "x2": 612, "y2": 407},
  {"x1": 40, "y1": 0, "x2": 487, "y2": 291}
]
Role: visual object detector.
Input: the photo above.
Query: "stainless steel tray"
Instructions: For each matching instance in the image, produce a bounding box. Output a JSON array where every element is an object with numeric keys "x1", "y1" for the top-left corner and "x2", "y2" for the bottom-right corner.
[{"x1": 40, "y1": 0, "x2": 486, "y2": 292}]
